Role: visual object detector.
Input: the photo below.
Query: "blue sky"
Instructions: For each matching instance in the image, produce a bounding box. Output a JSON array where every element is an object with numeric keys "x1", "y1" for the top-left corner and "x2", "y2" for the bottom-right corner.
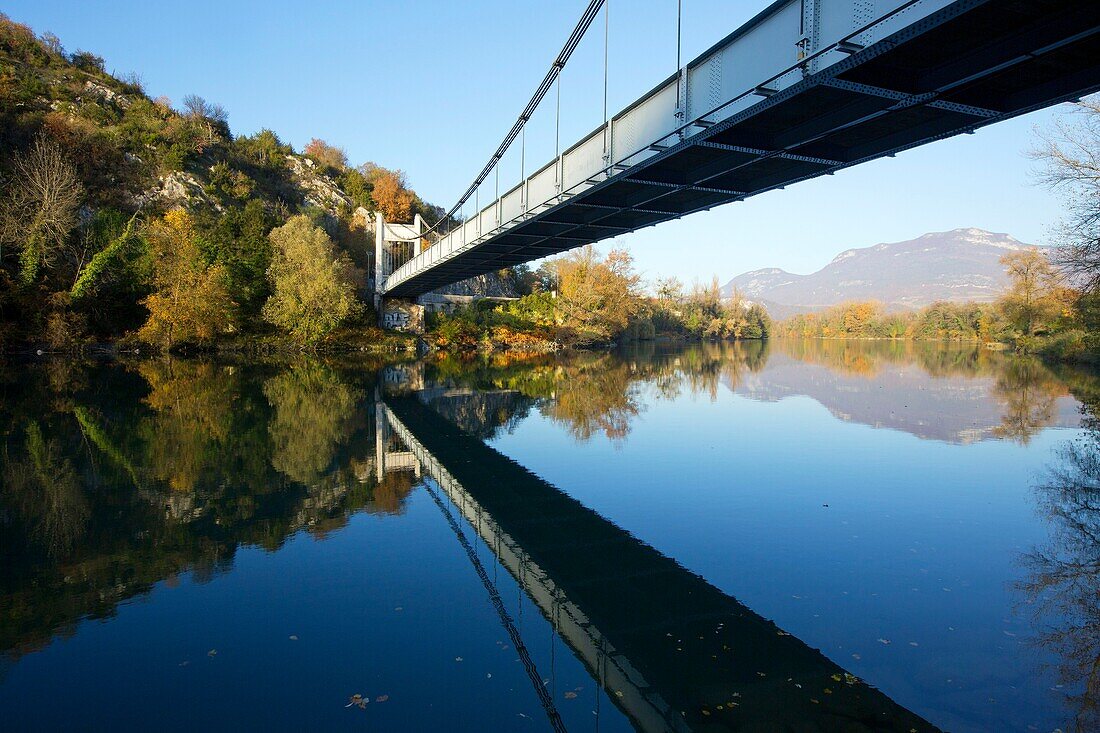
[{"x1": 4, "y1": 0, "x2": 1071, "y2": 284}]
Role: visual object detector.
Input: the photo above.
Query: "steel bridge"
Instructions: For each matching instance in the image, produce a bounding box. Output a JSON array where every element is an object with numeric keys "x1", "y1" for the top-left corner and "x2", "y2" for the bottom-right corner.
[
  {"x1": 379, "y1": 0, "x2": 1100, "y2": 299},
  {"x1": 380, "y1": 392, "x2": 939, "y2": 732}
]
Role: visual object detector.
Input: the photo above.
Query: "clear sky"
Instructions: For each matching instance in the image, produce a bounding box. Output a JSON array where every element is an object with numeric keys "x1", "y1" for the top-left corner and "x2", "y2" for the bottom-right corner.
[{"x1": 4, "y1": 0, "x2": 1071, "y2": 285}]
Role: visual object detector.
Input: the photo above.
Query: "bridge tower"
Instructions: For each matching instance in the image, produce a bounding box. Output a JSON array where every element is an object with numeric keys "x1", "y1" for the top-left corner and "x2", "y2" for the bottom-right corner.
[{"x1": 374, "y1": 212, "x2": 425, "y2": 332}]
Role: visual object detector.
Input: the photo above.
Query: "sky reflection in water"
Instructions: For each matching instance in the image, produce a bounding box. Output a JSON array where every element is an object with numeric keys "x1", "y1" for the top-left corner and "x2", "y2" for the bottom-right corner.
[{"x1": 0, "y1": 340, "x2": 1096, "y2": 732}]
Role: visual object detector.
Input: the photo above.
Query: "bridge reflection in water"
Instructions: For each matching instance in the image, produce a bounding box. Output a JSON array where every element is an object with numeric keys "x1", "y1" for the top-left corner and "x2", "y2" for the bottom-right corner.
[{"x1": 380, "y1": 391, "x2": 938, "y2": 732}]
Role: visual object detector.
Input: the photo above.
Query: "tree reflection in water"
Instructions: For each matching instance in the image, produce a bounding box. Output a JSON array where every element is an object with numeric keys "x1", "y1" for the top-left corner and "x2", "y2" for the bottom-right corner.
[
  {"x1": 1023, "y1": 400, "x2": 1100, "y2": 732},
  {"x1": 0, "y1": 342, "x2": 1094, "y2": 676},
  {"x1": 1, "y1": 421, "x2": 87, "y2": 558},
  {"x1": 991, "y1": 358, "x2": 1067, "y2": 445},
  {"x1": 0, "y1": 356, "x2": 414, "y2": 661},
  {"x1": 264, "y1": 359, "x2": 360, "y2": 485}
]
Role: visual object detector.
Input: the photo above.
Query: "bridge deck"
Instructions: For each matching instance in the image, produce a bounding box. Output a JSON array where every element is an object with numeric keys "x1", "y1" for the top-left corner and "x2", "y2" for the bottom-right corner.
[{"x1": 385, "y1": 0, "x2": 1100, "y2": 297}]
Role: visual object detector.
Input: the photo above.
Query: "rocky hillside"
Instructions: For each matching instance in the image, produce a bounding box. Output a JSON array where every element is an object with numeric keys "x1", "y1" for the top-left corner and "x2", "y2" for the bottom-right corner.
[
  {"x1": 0, "y1": 16, "x2": 373, "y2": 222},
  {"x1": 722, "y1": 229, "x2": 1038, "y2": 316},
  {"x1": 0, "y1": 13, "x2": 519, "y2": 346}
]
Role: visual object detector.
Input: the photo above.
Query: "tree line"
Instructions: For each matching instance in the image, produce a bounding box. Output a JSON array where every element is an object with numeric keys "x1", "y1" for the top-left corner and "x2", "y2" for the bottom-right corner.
[
  {"x1": 426, "y1": 247, "x2": 771, "y2": 351},
  {"x1": 0, "y1": 14, "x2": 437, "y2": 350}
]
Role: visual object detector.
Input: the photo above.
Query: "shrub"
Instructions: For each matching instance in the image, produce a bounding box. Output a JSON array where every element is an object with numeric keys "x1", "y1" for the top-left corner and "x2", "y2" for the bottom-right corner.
[{"x1": 262, "y1": 215, "x2": 362, "y2": 344}]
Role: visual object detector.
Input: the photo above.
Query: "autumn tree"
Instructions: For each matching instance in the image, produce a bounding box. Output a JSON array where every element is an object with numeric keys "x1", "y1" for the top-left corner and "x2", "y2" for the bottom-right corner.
[
  {"x1": 370, "y1": 168, "x2": 415, "y2": 221},
  {"x1": 552, "y1": 246, "x2": 643, "y2": 343},
  {"x1": 0, "y1": 136, "x2": 84, "y2": 284},
  {"x1": 999, "y1": 248, "x2": 1059, "y2": 338},
  {"x1": 262, "y1": 215, "x2": 362, "y2": 344},
  {"x1": 137, "y1": 210, "x2": 237, "y2": 349},
  {"x1": 304, "y1": 138, "x2": 348, "y2": 172},
  {"x1": 840, "y1": 301, "x2": 882, "y2": 336}
]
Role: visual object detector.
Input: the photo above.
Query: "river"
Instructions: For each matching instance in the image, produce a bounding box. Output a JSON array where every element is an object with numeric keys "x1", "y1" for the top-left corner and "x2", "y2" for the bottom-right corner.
[{"x1": 1, "y1": 340, "x2": 1097, "y2": 731}]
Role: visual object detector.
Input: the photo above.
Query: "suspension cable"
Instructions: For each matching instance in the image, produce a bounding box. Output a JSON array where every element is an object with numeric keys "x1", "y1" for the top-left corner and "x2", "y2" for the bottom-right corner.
[
  {"x1": 418, "y1": 0, "x2": 607, "y2": 238},
  {"x1": 420, "y1": 479, "x2": 568, "y2": 733}
]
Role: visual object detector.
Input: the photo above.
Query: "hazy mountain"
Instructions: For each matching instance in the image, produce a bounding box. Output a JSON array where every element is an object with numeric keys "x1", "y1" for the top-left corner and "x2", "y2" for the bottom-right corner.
[{"x1": 722, "y1": 229, "x2": 1037, "y2": 314}]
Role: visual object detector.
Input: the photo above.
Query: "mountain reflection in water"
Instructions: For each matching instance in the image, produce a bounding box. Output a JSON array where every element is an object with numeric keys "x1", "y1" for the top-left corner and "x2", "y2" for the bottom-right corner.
[{"x1": 0, "y1": 340, "x2": 1097, "y2": 731}]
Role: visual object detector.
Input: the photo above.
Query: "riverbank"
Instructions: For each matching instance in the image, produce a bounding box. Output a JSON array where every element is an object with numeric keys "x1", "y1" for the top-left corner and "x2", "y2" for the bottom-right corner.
[{"x1": 0, "y1": 324, "x2": 421, "y2": 359}]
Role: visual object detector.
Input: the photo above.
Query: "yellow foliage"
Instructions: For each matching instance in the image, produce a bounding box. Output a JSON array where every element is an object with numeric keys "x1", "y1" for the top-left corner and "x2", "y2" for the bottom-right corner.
[{"x1": 137, "y1": 210, "x2": 237, "y2": 349}]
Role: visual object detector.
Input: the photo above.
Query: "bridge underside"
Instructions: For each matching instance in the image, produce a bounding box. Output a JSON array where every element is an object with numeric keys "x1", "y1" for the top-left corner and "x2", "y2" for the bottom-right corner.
[{"x1": 387, "y1": 0, "x2": 1100, "y2": 297}]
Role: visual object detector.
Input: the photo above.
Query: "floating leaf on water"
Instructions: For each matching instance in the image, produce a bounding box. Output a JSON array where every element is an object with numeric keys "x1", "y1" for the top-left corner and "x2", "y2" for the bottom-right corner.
[
  {"x1": 564, "y1": 692, "x2": 577, "y2": 699},
  {"x1": 877, "y1": 638, "x2": 891, "y2": 645},
  {"x1": 615, "y1": 690, "x2": 623, "y2": 698},
  {"x1": 375, "y1": 694, "x2": 389, "y2": 703},
  {"x1": 207, "y1": 649, "x2": 217, "y2": 657},
  {"x1": 831, "y1": 674, "x2": 841, "y2": 682},
  {"x1": 700, "y1": 710, "x2": 711, "y2": 717},
  {"x1": 289, "y1": 635, "x2": 298, "y2": 641}
]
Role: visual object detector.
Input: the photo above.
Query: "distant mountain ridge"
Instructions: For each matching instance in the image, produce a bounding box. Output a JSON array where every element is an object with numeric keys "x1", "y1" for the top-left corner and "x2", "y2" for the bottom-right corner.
[{"x1": 722, "y1": 229, "x2": 1037, "y2": 317}]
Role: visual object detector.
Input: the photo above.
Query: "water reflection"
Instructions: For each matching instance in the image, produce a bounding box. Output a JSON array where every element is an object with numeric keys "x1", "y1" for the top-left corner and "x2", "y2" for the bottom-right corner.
[
  {"x1": 383, "y1": 392, "x2": 935, "y2": 731},
  {"x1": 0, "y1": 357, "x2": 415, "y2": 660},
  {"x1": 1024, "y1": 395, "x2": 1100, "y2": 731},
  {"x1": 0, "y1": 341, "x2": 1096, "y2": 730},
  {"x1": 422, "y1": 340, "x2": 1081, "y2": 445}
]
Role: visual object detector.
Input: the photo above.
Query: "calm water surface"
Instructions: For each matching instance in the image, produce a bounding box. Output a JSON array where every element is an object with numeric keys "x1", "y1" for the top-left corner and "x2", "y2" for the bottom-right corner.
[{"x1": 1, "y1": 340, "x2": 1098, "y2": 732}]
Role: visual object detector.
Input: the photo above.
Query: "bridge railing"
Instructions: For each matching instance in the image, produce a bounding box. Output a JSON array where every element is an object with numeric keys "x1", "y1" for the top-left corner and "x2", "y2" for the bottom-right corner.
[{"x1": 386, "y1": 0, "x2": 948, "y2": 293}]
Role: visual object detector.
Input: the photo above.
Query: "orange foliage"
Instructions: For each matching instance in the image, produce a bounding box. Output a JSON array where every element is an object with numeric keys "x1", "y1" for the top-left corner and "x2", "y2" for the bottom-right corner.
[
  {"x1": 371, "y1": 170, "x2": 414, "y2": 222},
  {"x1": 303, "y1": 138, "x2": 348, "y2": 171}
]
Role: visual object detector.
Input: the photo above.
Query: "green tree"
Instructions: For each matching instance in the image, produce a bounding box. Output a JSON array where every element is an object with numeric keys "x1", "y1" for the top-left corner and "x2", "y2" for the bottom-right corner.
[
  {"x1": 262, "y1": 215, "x2": 362, "y2": 344},
  {"x1": 195, "y1": 200, "x2": 272, "y2": 319}
]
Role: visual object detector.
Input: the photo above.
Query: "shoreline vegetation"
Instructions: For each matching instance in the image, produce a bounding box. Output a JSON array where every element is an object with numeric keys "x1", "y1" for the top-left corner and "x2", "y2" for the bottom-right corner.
[
  {"x1": 0, "y1": 15, "x2": 449, "y2": 355},
  {"x1": 3, "y1": 15, "x2": 1100, "y2": 369},
  {"x1": 771, "y1": 248, "x2": 1100, "y2": 366}
]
